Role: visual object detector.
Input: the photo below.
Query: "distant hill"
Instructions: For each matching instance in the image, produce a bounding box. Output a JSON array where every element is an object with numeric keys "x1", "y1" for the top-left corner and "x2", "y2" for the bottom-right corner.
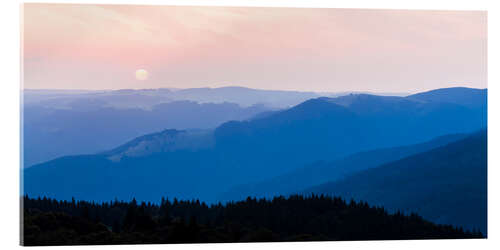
[
  {"x1": 23, "y1": 86, "x2": 408, "y2": 110},
  {"x1": 23, "y1": 89, "x2": 172, "y2": 110},
  {"x1": 407, "y1": 87, "x2": 487, "y2": 109},
  {"x1": 100, "y1": 129, "x2": 215, "y2": 162},
  {"x1": 23, "y1": 86, "x2": 321, "y2": 109},
  {"x1": 167, "y1": 86, "x2": 322, "y2": 108},
  {"x1": 304, "y1": 130, "x2": 487, "y2": 234},
  {"x1": 219, "y1": 133, "x2": 468, "y2": 202},
  {"x1": 214, "y1": 89, "x2": 486, "y2": 182},
  {"x1": 23, "y1": 101, "x2": 267, "y2": 167},
  {"x1": 24, "y1": 87, "x2": 487, "y2": 204},
  {"x1": 23, "y1": 129, "x2": 219, "y2": 202}
]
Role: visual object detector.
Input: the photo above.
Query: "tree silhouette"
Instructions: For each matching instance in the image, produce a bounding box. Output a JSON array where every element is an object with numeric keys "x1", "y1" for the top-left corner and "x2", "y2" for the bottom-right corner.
[{"x1": 22, "y1": 194, "x2": 483, "y2": 246}]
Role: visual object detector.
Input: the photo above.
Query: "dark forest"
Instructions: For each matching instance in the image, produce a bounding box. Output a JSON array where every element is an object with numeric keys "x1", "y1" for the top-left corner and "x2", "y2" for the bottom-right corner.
[{"x1": 22, "y1": 194, "x2": 483, "y2": 245}]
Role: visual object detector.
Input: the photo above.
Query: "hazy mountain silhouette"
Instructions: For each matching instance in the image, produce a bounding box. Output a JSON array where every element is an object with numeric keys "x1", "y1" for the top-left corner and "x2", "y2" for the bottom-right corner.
[
  {"x1": 101, "y1": 129, "x2": 215, "y2": 162},
  {"x1": 23, "y1": 87, "x2": 487, "y2": 205},
  {"x1": 23, "y1": 129, "x2": 218, "y2": 202},
  {"x1": 23, "y1": 89, "x2": 173, "y2": 110},
  {"x1": 304, "y1": 130, "x2": 487, "y2": 234},
  {"x1": 24, "y1": 86, "x2": 408, "y2": 110},
  {"x1": 213, "y1": 88, "x2": 486, "y2": 182},
  {"x1": 219, "y1": 133, "x2": 468, "y2": 202},
  {"x1": 24, "y1": 87, "x2": 320, "y2": 109},
  {"x1": 407, "y1": 87, "x2": 487, "y2": 109},
  {"x1": 167, "y1": 86, "x2": 322, "y2": 108},
  {"x1": 23, "y1": 101, "x2": 268, "y2": 167}
]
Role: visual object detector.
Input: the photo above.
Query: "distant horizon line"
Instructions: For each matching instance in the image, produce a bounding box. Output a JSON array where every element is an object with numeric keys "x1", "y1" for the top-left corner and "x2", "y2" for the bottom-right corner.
[{"x1": 20, "y1": 85, "x2": 487, "y2": 96}]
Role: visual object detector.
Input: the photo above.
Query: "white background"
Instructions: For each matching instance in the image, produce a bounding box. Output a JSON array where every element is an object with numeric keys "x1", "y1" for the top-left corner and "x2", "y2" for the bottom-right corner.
[{"x1": 0, "y1": 0, "x2": 498, "y2": 249}]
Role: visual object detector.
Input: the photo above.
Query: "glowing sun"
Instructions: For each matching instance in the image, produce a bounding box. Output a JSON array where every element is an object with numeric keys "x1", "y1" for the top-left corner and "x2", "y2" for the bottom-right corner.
[{"x1": 135, "y1": 69, "x2": 149, "y2": 81}]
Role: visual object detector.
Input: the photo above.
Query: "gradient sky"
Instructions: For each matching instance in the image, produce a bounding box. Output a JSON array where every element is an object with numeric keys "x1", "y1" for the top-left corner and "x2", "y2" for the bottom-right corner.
[{"x1": 22, "y1": 4, "x2": 487, "y2": 93}]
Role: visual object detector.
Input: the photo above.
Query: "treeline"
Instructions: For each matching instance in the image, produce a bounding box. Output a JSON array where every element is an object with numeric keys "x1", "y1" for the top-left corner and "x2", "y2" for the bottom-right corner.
[{"x1": 22, "y1": 194, "x2": 483, "y2": 245}]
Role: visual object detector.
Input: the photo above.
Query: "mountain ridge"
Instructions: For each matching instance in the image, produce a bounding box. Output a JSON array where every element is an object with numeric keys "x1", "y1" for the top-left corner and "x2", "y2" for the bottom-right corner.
[
  {"x1": 218, "y1": 132, "x2": 469, "y2": 202},
  {"x1": 23, "y1": 87, "x2": 487, "y2": 205},
  {"x1": 304, "y1": 130, "x2": 487, "y2": 233}
]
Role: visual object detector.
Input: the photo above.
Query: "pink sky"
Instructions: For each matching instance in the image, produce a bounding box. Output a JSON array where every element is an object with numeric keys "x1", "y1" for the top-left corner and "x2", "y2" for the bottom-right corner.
[{"x1": 22, "y1": 4, "x2": 487, "y2": 93}]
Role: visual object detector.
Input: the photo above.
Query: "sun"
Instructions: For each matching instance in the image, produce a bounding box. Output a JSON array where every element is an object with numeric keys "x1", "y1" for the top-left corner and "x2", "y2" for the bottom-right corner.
[{"x1": 135, "y1": 69, "x2": 149, "y2": 81}]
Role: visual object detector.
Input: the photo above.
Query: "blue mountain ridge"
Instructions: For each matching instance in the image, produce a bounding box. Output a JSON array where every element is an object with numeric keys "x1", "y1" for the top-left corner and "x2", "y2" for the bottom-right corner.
[
  {"x1": 304, "y1": 130, "x2": 487, "y2": 234},
  {"x1": 23, "y1": 87, "x2": 487, "y2": 207},
  {"x1": 218, "y1": 132, "x2": 469, "y2": 202},
  {"x1": 23, "y1": 100, "x2": 269, "y2": 167}
]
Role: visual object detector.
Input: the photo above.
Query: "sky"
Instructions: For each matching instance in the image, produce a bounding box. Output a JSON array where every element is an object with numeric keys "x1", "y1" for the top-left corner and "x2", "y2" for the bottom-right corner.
[{"x1": 22, "y1": 4, "x2": 487, "y2": 93}]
